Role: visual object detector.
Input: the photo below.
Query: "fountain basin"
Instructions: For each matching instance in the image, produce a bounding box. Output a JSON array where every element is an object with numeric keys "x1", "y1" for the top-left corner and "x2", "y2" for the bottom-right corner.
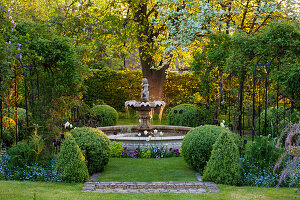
[{"x1": 98, "y1": 125, "x2": 193, "y2": 152}]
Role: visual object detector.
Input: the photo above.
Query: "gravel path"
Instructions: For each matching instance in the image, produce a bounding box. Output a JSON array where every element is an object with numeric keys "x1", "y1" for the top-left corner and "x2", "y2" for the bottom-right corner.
[{"x1": 83, "y1": 172, "x2": 219, "y2": 193}]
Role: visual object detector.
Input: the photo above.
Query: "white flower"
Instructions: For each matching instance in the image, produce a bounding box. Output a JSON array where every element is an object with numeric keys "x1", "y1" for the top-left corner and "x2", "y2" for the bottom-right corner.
[
  {"x1": 160, "y1": 131, "x2": 164, "y2": 136},
  {"x1": 138, "y1": 133, "x2": 141, "y2": 137},
  {"x1": 222, "y1": 120, "x2": 225, "y2": 123},
  {"x1": 220, "y1": 122, "x2": 225, "y2": 128},
  {"x1": 153, "y1": 129, "x2": 158, "y2": 134},
  {"x1": 144, "y1": 130, "x2": 148, "y2": 135},
  {"x1": 146, "y1": 137, "x2": 150, "y2": 142},
  {"x1": 64, "y1": 121, "x2": 70, "y2": 128},
  {"x1": 139, "y1": 119, "x2": 142, "y2": 123},
  {"x1": 149, "y1": 136, "x2": 152, "y2": 140},
  {"x1": 70, "y1": 124, "x2": 73, "y2": 128}
]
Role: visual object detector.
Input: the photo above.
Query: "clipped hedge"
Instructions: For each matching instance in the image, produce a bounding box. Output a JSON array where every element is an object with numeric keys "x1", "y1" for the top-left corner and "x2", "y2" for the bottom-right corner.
[
  {"x1": 70, "y1": 127, "x2": 110, "y2": 174},
  {"x1": 168, "y1": 104, "x2": 203, "y2": 127},
  {"x1": 182, "y1": 125, "x2": 237, "y2": 173},
  {"x1": 55, "y1": 133, "x2": 89, "y2": 183},
  {"x1": 83, "y1": 67, "x2": 142, "y2": 111},
  {"x1": 2, "y1": 116, "x2": 16, "y2": 146},
  {"x1": 90, "y1": 105, "x2": 119, "y2": 127},
  {"x1": 202, "y1": 131, "x2": 241, "y2": 185}
]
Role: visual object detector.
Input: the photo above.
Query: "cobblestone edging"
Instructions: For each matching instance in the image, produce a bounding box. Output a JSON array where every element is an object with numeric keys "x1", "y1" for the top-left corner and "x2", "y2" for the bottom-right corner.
[{"x1": 83, "y1": 172, "x2": 219, "y2": 193}]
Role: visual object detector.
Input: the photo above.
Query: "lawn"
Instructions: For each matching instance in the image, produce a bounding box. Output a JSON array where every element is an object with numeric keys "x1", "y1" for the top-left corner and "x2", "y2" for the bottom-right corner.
[
  {"x1": 99, "y1": 157, "x2": 198, "y2": 182},
  {"x1": 0, "y1": 180, "x2": 297, "y2": 200}
]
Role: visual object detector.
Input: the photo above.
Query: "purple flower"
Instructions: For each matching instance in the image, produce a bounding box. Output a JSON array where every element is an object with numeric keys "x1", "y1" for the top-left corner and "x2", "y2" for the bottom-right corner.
[
  {"x1": 192, "y1": 117, "x2": 194, "y2": 119},
  {"x1": 121, "y1": 151, "x2": 125, "y2": 155},
  {"x1": 15, "y1": 54, "x2": 22, "y2": 60},
  {"x1": 101, "y1": 114, "x2": 104, "y2": 117},
  {"x1": 52, "y1": 138, "x2": 57, "y2": 143},
  {"x1": 11, "y1": 20, "x2": 14, "y2": 24},
  {"x1": 179, "y1": 109, "x2": 183, "y2": 114},
  {"x1": 195, "y1": 114, "x2": 199, "y2": 117},
  {"x1": 12, "y1": 23, "x2": 16, "y2": 27},
  {"x1": 9, "y1": 16, "x2": 12, "y2": 20},
  {"x1": 15, "y1": 43, "x2": 21, "y2": 47},
  {"x1": 174, "y1": 110, "x2": 178, "y2": 114},
  {"x1": 169, "y1": 148, "x2": 173, "y2": 151},
  {"x1": 10, "y1": 28, "x2": 13, "y2": 32},
  {"x1": 97, "y1": 115, "x2": 100, "y2": 121},
  {"x1": 8, "y1": 8, "x2": 11, "y2": 13},
  {"x1": 211, "y1": 119, "x2": 219, "y2": 125},
  {"x1": 199, "y1": 122, "x2": 205, "y2": 126},
  {"x1": 187, "y1": 116, "x2": 190, "y2": 119},
  {"x1": 244, "y1": 140, "x2": 247, "y2": 144},
  {"x1": 60, "y1": 133, "x2": 65, "y2": 139}
]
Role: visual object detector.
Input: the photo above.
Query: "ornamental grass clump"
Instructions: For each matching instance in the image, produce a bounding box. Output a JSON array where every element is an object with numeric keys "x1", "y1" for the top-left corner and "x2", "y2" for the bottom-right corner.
[
  {"x1": 55, "y1": 133, "x2": 89, "y2": 183},
  {"x1": 90, "y1": 105, "x2": 118, "y2": 127},
  {"x1": 70, "y1": 127, "x2": 110, "y2": 174},
  {"x1": 168, "y1": 104, "x2": 203, "y2": 127},
  {"x1": 182, "y1": 125, "x2": 240, "y2": 174},
  {"x1": 202, "y1": 131, "x2": 241, "y2": 185}
]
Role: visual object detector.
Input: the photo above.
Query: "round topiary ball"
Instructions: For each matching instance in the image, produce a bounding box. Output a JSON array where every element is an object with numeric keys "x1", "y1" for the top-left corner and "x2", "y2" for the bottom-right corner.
[
  {"x1": 90, "y1": 105, "x2": 118, "y2": 127},
  {"x1": 168, "y1": 104, "x2": 203, "y2": 127},
  {"x1": 55, "y1": 133, "x2": 89, "y2": 183},
  {"x1": 202, "y1": 131, "x2": 241, "y2": 185},
  {"x1": 70, "y1": 127, "x2": 111, "y2": 174},
  {"x1": 182, "y1": 125, "x2": 237, "y2": 174}
]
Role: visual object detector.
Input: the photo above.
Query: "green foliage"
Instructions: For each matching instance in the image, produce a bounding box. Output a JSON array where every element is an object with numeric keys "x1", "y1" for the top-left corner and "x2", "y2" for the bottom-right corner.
[
  {"x1": 255, "y1": 20, "x2": 300, "y2": 109},
  {"x1": 55, "y1": 133, "x2": 89, "y2": 183},
  {"x1": 7, "y1": 141, "x2": 32, "y2": 168},
  {"x1": 256, "y1": 107, "x2": 299, "y2": 137},
  {"x1": 202, "y1": 131, "x2": 241, "y2": 185},
  {"x1": 7, "y1": 133, "x2": 45, "y2": 168},
  {"x1": 182, "y1": 125, "x2": 230, "y2": 173},
  {"x1": 70, "y1": 127, "x2": 110, "y2": 174},
  {"x1": 90, "y1": 105, "x2": 119, "y2": 127},
  {"x1": 110, "y1": 142, "x2": 124, "y2": 158},
  {"x1": 83, "y1": 67, "x2": 142, "y2": 111},
  {"x1": 245, "y1": 135, "x2": 282, "y2": 169},
  {"x1": 141, "y1": 147, "x2": 151, "y2": 159},
  {"x1": 168, "y1": 104, "x2": 203, "y2": 127}
]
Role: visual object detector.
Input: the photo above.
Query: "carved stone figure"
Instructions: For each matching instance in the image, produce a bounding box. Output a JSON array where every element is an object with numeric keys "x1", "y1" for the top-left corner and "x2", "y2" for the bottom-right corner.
[{"x1": 141, "y1": 78, "x2": 149, "y2": 102}]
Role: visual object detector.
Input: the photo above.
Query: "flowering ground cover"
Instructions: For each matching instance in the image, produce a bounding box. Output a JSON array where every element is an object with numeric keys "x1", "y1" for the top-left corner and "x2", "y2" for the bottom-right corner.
[{"x1": 99, "y1": 157, "x2": 197, "y2": 182}]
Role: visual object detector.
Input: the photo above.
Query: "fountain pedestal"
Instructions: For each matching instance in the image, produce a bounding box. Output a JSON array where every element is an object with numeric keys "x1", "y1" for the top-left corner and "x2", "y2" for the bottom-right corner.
[{"x1": 136, "y1": 105, "x2": 152, "y2": 132}]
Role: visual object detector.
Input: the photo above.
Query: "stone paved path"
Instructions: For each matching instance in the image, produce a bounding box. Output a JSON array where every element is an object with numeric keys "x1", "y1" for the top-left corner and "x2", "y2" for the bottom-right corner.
[{"x1": 83, "y1": 172, "x2": 219, "y2": 193}]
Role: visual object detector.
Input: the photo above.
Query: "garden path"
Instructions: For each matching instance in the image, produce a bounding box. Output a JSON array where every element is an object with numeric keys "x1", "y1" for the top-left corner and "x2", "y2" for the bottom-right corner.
[{"x1": 83, "y1": 172, "x2": 219, "y2": 193}]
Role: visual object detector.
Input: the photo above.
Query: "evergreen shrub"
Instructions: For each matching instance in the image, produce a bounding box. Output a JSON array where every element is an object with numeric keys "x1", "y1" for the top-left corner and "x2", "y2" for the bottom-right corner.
[
  {"x1": 182, "y1": 125, "x2": 237, "y2": 173},
  {"x1": 110, "y1": 142, "x2": 124, "y2": 158},
  {"x1": 202, "y1": 131, "x2": 241, "y2": 185},
  {"x1": 90, "y1": 105, "x2": 118, "y2": 127},
  {"x1": 70, "y1": 127, "x2": 110, "y2": 174},
  {"x1": 55, "y1": 133, "x2": 89, "y2": 183},
  {"x1": 168, "y1": 104, "x2": 203, "y2": 127}
]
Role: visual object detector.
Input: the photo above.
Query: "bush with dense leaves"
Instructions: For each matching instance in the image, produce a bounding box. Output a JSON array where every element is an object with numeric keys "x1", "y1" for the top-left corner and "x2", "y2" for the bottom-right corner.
[
  {"x1": 256, "y1": 106, "x2": 299, "y2": 137},
  {"x1": 110, "y1": 142, "x2": 124, "y2": 158},
  {"x1": 202, "y1": 131, "x2": 241, "y2": 185},
  {"x1": 182, "y1": 125, "x2": 239, "y2": 173},
  {"x1": 168, "y1": 104, "x2": 203, "y2": 127},
  {"x1": 90, "y1": 105, "x2": 118, "y2": 127},
  {"x1": 55, "y1": 133, "x2": 89, "y2": 183},
  {"x1": 70, "y1": 127, "x2": 110, "y2": 174}
]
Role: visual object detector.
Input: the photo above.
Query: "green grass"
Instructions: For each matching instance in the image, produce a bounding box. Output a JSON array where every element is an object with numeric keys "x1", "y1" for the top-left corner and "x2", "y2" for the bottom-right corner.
[
  {"x1": 0, "y1": 180, "x2": 297, "y2": 200},
  {"x1": 99, "y1": 157, "x2": 197, "y2": 182}
]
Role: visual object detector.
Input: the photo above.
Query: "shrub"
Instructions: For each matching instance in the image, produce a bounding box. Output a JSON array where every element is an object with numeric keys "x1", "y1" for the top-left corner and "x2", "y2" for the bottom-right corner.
[
  {"x1": 168, "y1": 104, "x2": 203, "y2": 127},
  {"x1": 7, "y1": 133, "x2": 45, "y2": 168},
  {"x1": 55, "y1": 133, "x2": 89, "y2": 183},
  {"x1": 90, "y1": 105, "x2": 118, "y2": 127},
  {"x1": 202, "y1": 131, "x2": 241, "y2": 185},
  {"x1": 110, "y1": 142, "x2": 124, "y2": 158},
  {"x1": 70, "y1": 127, "x2": 110, "y2": 174},
  {"x1": 4, "y1": 107, "x2": 29, "y2": 140},
  {"x1": 182, "y1": 125, "x2": 238, "y2": 173},
  {"x1": 255, "y1": 106, "x2": 299, "y2": 137},
  {"x1": 2, "y1": 116, "x2": 16, "y2": 146}
]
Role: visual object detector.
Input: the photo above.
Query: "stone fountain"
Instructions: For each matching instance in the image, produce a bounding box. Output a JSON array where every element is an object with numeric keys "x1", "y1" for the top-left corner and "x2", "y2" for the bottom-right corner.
[
  {"x1": 125, "y1": 78, "x2": 165, "y2": 134},
  {"x1": 97, "y1": 78, "x2": 193, "y2": 152}
]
